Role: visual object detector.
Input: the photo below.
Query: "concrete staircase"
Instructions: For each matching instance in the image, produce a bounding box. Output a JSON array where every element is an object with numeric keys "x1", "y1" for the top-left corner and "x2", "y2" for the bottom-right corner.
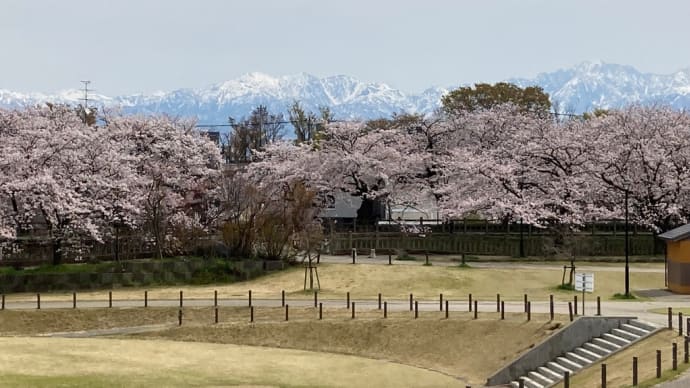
[{"x1": 508, "y1": 319, "x2": 658, "y2": 388}]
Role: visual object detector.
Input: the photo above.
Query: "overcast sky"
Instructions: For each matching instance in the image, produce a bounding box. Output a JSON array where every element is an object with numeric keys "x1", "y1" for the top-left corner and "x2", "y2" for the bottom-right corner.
[{"x1": 2, "y1": 0, "x2": 690, "y2": 95}]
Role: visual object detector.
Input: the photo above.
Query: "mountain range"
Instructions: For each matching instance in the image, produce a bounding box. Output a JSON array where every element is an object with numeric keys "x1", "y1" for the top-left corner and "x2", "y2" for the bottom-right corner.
[{"x1": 2, "y1": 61, "x2": 690, "y2": 123}]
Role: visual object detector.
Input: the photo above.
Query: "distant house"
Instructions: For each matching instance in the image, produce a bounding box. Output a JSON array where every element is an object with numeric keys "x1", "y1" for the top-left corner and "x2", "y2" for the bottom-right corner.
[{"x1": 658, "y1": 224, "x2": 690, "y2": 293}]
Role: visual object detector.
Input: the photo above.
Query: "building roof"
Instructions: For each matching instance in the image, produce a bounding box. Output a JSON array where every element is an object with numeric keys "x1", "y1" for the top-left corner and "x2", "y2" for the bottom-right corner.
[{"x1": 658, "y1": 223, "x2": 690, "y2": 241}]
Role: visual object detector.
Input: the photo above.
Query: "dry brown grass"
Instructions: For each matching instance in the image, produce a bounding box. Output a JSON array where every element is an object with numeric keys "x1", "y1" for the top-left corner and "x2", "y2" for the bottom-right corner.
[
  {"x1": 2, "y1": 263, "x2": 665, "y2": 304},
  {"x1": 0, "y1": 336, "x2": 466, "y2": 387},
  {"x1": 0, "y1": 306, "x2": 566, "y2": 386}
]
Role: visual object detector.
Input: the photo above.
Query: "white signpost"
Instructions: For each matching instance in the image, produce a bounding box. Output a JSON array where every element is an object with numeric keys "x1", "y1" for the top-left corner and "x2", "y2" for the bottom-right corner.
[{"x1": 575, "y1": 272, "x2": 594, "y2": 315}]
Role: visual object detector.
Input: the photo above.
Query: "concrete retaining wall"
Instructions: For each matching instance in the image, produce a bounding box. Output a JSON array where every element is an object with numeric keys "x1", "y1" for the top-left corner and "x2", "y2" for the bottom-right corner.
[{"x1": 486, "y1": 316, "x2": 636, "y2": 386}]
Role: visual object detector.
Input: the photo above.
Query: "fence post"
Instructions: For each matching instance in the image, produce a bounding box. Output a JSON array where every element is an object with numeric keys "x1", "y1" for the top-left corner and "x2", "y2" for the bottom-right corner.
[
  {"x1": 384, "y1": 301, "x2": 387, "y2": 318},
  {"x1": 250, "y1": 305, "x2": 254, "y2": 322},
  {"x1": 215, "y1": 290, "x2": 219, "y2": 307},
  {"x1": 352, "y1": 302, "x2": 356, "y2": 319},
  {"x1": 108, "y1": 291, "x2": 112, "y2": 308},
  {"x1": 352, "y1": 247, "x2": 356, "y2": 264},
  {"x1": 550, "y1": 294, "x2": 554, "y2": 321},
  {"x1": 496, "y1": 293, "x2": 500, "y2": 312},
  {"x1": 314, "y1": 291, "x2": 318, "y2": 308},
  {"x1": 347, "y1": 292, "x2": 350, "y2": 309},
  {"x1": 36, "y1": 293, "x2": 40, "y2": 309},
  {"x1": 144, "y1": 290, "x2": 148, "y2": 308},
  {"x1": 501, "y1": 301, "x2": 505, "y2": 320},
  {"x1": 319, "y1": 302, "x2": 323, "y2": 320},
  {"x1": 179, "y1": 290, "x2": 183, "y2": 308},
  {"x1": 657, "y1": 349, "x2": 662, "y2": 378},
  {"x1": 681, "y1": 313, "x2": 684, "y2": 337},
  {"x1": 409, "y1": 293, "x2": 413, "y2": 311},
  {"x1": 669, "y1": 307, "x2": 673, "y2": 329},
  {"x1": 285, "y1": 304, "x2": 289, "y2": 321},
  {"x1": 597, "y1": 296, "x2": 601, "y2": 316},
  {"x1": 378, "y1": 293, "x2": 382, "y2": 310},
  {"x1": 72, "y1": 292, "x2": 76, "y2": 309},
  {"x1": 445, "y1": 300, "x2": 449, "y2": 319},
  {"x1": 601, "y1": 363, "x2": 607, "y2": 388},
  {"x1": 215, "y1": 307, "x2": 219, "y2": 324},
  {"x1": 633, "y1": 356, "x2": 638, "y2": 386},
  {"x1": 414, "y1": 301, "x2": 418, "y2": 319},
  {"x1": 1, "y1": 294, "x2": 4, "y2": 310},
  {"x1": 388, "y1": 253, "x2": 392, "y2": 265},
  {"x1": 474, "y1": 300, "x2": 478, "y2": 319},
  {"x1": 564, "y1": 371, "x2": 570, "y2": 388},
  {"x1": 524, "y1": 294, "x2": 528, "y2": 312},
  {"x1": 282, "y1": 290, "x2": 285, "y2": 307},
  {"x1": 673, "y1": 342, "x2": 678, "y2": 370},
  {"x1": 178, "y1": 309, "x2": 182, "y2": 326},
  {"x1": 440, "y1": 293, "x2": 443, "y2": 311},
  {"x1": 248, "y1": 290, "x2": 251, "y2": 307},
  {"x1": 469, "y1": 293, "x2": 473, "y2": 312},
  {"x1": 568, "y1": 302, "x2": 573, "y2": 322},
  {"x1": 574, "y1": 295, "x2": 578, "y2": 315},
  {"x1": 527, "y1": 301, "x2": 531, "y2": 321}
]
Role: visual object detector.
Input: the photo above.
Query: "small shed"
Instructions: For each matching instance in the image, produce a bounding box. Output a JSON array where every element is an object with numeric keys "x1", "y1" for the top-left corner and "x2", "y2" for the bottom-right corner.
[{"x1": 658, "y1": 224, "x2": 690, "y2": 293}]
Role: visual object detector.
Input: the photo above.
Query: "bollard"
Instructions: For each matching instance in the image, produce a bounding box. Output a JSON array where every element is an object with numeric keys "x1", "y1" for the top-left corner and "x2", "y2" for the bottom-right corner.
[
  {"x1": 440, "y1": 293, "x2": 443, "y2": 311},
  {"x1": 1, "y1": 294, "x2": 4, "y2": 310},
  {"x1": 178, "y1": 309, "x2": 182, "y2": 326},
  {"x1": 657, "y1": 349, "x2": 662, "y2": 378},
  {"x1": 388, "y1": 253, "x2": 392, "y2": 265},
  {"x1": 595, "y1": 296, "x2": 600, "y2": 316},
  {"x1": 347, "y1": 292, "x2": 351, "y2": 309},
  {"x1": 72, "y1": 292, "x2": 76, "y2": 309},
  {"x1": 285, "y1": 304, "x2": 289, "y2": 321},
  {"x1": 549, "y1": 294, "x2": 554, "y2": 321},
  {"x1": 601, "y1": 363, "x2": 607, "y2": 388},
  {"x1": 314, "y1": 291, "x2": 318, "y2": 308},
  {"x1": 524, "y1": 294, "x2": 528, "y2": 312},
  {"x1": 352, "y1": 302, "x2": 356, "y2": 319},
  {"x1": 144, "y1": 290, "x2": 148, "y2": 308},
  {"x1": 501, "y1": 301, "x2": 505, "y2": 320},
  {"x1": 574, "y1": 295, "x2": 578, "y2": 315},
  {"x1": 633, "y1": 356, "x2": 638, "y2": 386},
  {"x1": 215, "y1": 290, "x2": 218, "y2": 307},
  {"x1": 669, "y1": 307, "x2": 673, "y2": 329},
  {"x1": 496, "y1": 294, "x2": 500, "y2": 312},
  {"x1": 384, "y1": 301, "x2": 387, "y2": 318},
  {"x1": 352, "y1": 248, "x2": 356, "y2": 264},
  {"x1": 409, "y1": 293, "x2": 413, "y2": 311},
  {"x1": 474, "y1": 300, "x2": 478, "y2": 319},
  {"x1": 414, "y1": 301, "x2": 418, "y2": 319},
  {"x1": 681, "y1": 313, "x2": 684, "y2": 337},
  {"x1": 37, "y1": 293, "x2": 40, "y2": 309},
  {"x1": 248, "y1": 290, "x2": 251, "y2": 307},
  {"x1": 214, "y1": 307, "x2": 219, "y2": 324},
  {"x1": 527, "y1": 301, "x2": 531, "y2": 321},
  {"x1": 673, "y1": 342, "x2": 678, "y2": 370},
  {"x1": 319, "y1": 302, "x2": 323, "y2": 320},
  {"x1": 568, "y1": 302, "x2": 573, "y2": 322},
  {"x1": 686, "y1": 336, "x2": 690, "y2": 364},
  {"x1": 469, "y1": 293, "x2": 473, "y2": 312},
  {"x1": 445, "y1": 300, "x2": 449, "y2": 319},
  {"x1": 564, "y1": 371, "x2": 570, "y2": 388},
  {"x1": 179, "y1": 290, "x2": 183, "y2": 308},
  {"x1": 108, "y1": 291, "x2": 112, "y2": 308},
  {"x1": 378, "y1": 293, "x2": 382, "y2": 310}
]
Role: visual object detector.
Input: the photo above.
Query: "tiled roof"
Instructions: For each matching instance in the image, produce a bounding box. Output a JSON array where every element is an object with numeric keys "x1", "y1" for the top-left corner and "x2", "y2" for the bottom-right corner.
[{"x1": 658, "y1": 223, "x2": 690, "y2": 241}]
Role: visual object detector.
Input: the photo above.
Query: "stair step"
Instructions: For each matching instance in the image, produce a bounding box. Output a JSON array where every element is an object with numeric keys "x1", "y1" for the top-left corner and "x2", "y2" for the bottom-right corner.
[
  {"x1": 566, "y1": 351, "x2": 593, "y2": 366},
  {"x1": 528, "y1": 371, "x2": 554, "y2": 386},
  {"x1": 538, "y1": 366, "x2": 563, "y2": 381},
  {"x1": 593, "y1": 337, "x2": 622, "y2": 351},
  {"x1": 574, "y1": 347, "x2": 601, "y2": 362},
  {"x1": 621, "y1": 323, "x2": 650, "y2": 337},
  {"x1": 547, "y1": 361, "x2": 572, "y2": 375},
  {"x1": 583, "y1": 342, "x2": 612, "y2": 356},
  {"x1": 612, "y1": 328, "x2": 640, "y2": 341},
  {"x1": 629, "y1": 319, "x2": 657, "y2": 332},
  {"x1": 557, "y1": 356, "x2": 583, "y2": 371},
  {"x1": 520, "y1": 376, "x2": 544, "y2": 388},
  {"x1": 603, "y1": 333, "x2": 631, "y2": 346}
]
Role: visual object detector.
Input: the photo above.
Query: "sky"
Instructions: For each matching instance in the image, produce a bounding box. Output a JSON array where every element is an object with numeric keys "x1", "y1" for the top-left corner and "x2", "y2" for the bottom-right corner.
[{"x1": 2, "y1": 0, "x2": 690, "y2": 96}]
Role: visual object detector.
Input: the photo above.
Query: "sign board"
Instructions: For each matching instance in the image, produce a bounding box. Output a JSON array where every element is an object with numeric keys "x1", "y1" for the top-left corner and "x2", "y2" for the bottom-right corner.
[{"x1": 574, "y1": 272, "x2": 594, "y2": 292}]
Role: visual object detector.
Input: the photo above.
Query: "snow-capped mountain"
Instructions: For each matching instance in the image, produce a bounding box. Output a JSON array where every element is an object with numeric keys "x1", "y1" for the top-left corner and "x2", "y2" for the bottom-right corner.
[{"x1": 2, "y1": 61, "x2": 690, "y2": 122}]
